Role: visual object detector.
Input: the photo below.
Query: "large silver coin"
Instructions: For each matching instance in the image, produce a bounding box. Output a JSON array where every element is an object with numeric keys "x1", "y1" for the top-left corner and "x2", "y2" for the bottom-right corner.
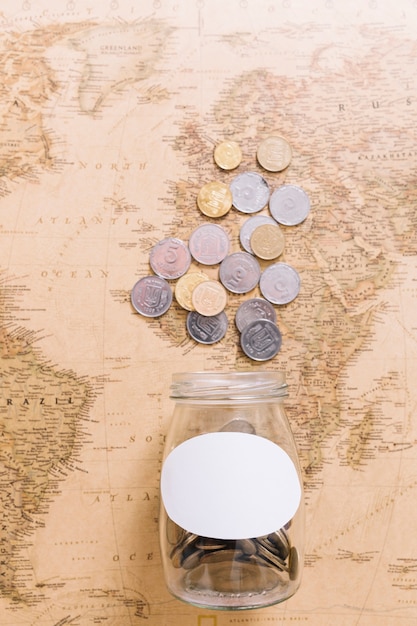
[
  {"x1": 149, "y1": 237, "x2": 191, "y2": 279},
  {"x1": 188, "y1": 223, "x2": 230, "y2": 265},
  {"x1": 260, "y1": 262, "x2": 301, "y2": 305},
  {"x1": 186, "y1": 310, "x2": 228, "y2": 344},
  {"x1": 240, "y1": 319, "x2": 282, "y2": 361},
  {"x1": 269, "y1": 184, "x2": 311, "y2": 226},
  {"x1": 235, "y1": 297, "x2": 277, "y2": 332},
  {"x1": 239, "y1": 214, "x2": 276, "y2": 254},
  {"x1": 230, "y1": 171, "x2": 270, "y2": 213},
  {"x1": 131, "y1": 276, "x2": 173, "y2": 317},
  {"x1": 219, "y1": 252, "x2": 261, "y2": 294}
]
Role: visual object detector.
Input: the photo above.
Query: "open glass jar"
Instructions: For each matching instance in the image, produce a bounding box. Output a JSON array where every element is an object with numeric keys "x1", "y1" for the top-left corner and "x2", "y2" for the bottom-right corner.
[{"x1": 159, "y1": 371, "x2": 304, "y2": 610}]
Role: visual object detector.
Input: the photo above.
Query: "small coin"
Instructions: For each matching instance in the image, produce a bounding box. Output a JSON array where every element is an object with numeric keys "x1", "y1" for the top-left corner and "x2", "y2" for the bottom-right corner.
[
  {"x1": 220, "y1": 418, "x2": 256, "y2": 435},
  {"x1": 236, "y1": 538, "x2": 257, "y2": 556},
  {"x1": 240, "y1": 319, "x2": 282, "y2": 361},
  {"x1": 256, "y1": 541, "x2": 288, "y2": 572},
  {"x1": 191, "y1": 279, "x2": 227, "y2": 316},
  {"x1": 269, "y1": 184, "x2": 311, "y2": 226},
  {"x1": 186, "y1": 310, "x2": 228, "y2": 344},
  {"x1": 235, "y1": 297, "x2": 277, "y2": 332},
  {"x1": 199, "y1": 548, "x2": 243, "y2": 565},
  {"x1": 174, "y1": 271, "x2": 210, "y2": 311},
  {"x1": 260, "y1": 262, "x2": 301, "y2": 305},
  {"x1": 131, "y1": 276, "x2": 173, "y2": 317},
  {"x1": 149, "y1": 237, "x2": 191, "y2": 279},
  {"x1": 214, "y1": 140, "x2": 242, "y2": 170},
  {"x1": 188, "y1": 223, "x2": 230, "y2": 265},
  {"x1": 230, "y1": 171, "x2": 270, "y2": 214},
  {"x1": 219, "y1": 252, "x2": 261, "y2": 294},
  {"x1": 195, "y1": 537, "x2": 228, "y2": 551},
  {"x1": 267, "y1": 530, "x2": 290, "y2": 561},
  {"x1": 256, "y1": 135, "x2": 292, "y2": 172},
  {"x1": 197, "y1": 181, "x2": 233, "y2": 218},
  {"x1": 250, "y1": 223, "x2": 285, "y2": 260},
  {"x1": 239, "y1": 214, "x2": 276, "y2": 254},
  {"x1": 166, "y1": 517, "x2": 186, "y2": 546},
  {"x1": 289, "y1": 546, "x2": 299, "y2": 581}
]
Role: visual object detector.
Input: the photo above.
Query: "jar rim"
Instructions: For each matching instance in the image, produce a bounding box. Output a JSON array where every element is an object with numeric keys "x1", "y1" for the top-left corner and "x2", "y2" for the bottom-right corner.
[{"x1": 170, "y1": 371, "x2": 287, "y2": 400}]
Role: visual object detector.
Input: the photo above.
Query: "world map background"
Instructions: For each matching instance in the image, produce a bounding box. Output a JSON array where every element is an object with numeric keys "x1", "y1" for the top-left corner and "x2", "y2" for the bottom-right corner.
[{"x1": 0, "y1": 1, "x2": 417, "y2": 624}]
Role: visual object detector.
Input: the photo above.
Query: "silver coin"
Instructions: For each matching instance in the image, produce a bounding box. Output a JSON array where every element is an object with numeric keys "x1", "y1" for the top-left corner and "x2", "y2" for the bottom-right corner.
[
  {"x1": 269, "y1": 184, "x2": 311, "y2": 226},
  {"x1": 186, "y1": 310, "x2": 228, "y2": 344},
  {"x1": 230, "y1": 171, "x2": 270, "y2": 213},
  {"x1": 260, "y1": 262, "x2": 301, "y2": 305},
  {"x1": 239, "y1": 214, "x2": 276, "y2": 254},
  {"x1": 240, "y1": 319, "x2": 282, "y2": 361},
  {"x1": 131, "y1": 276, "x2": 172, "y2": 317},
  {"x1": 219, "y1": 252, "x2": 261, "y2": 294},
  {"x1": 235, "y1": 297, "x2": 277, "y2": 332},
  {"x1": 149, "y1": 237, "x2": 191, "y2": 279},
  {"x1": 188, "y1": 223, "x2": 230, "y2": 265}
]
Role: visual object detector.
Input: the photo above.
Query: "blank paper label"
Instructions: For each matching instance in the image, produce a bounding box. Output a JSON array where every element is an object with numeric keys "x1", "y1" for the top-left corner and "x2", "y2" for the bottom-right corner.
[{"x1": 161, "y1": 431, "x2": 301, "y2": 540}]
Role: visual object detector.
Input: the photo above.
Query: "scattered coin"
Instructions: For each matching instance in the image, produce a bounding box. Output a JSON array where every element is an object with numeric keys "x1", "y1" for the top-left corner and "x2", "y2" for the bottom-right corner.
[
  {"x1": 214, "y1": 140, "x2": 242, "y2": 170},
  {"x1": 235, "y1": 297, "x2": 277, "y2": 332},
  {"x1": 131, "y1": 276, "x2": 173, "y2": 317},
  {"x1": 269, "y1": 184, "x2": 311, "y2": 226},
  {"x1": 230, "y1": 171, "x2": 270, "y2": 213},
  {"x1": 174, "y1": 271, "x2": 210, "y2": 311},
  {"x1": 186, "y1": 310, "x2": 229, "y2": 344},
  {"x1": 191, "y1": 279, "x2": 228, "y2": 316},
  {"x1": 188, "y1": 223, "x2": 230, "y2": 265},
  {"x1": 239, "y1": 214, "x2": 276, "y2": 254},
  {"x1": 250, "y1": 222, "x2": 285, "y2": 260},
  {"x1": 219, "y1": 252, "x2": 261, "y2": 294},
  {"x1": 149, "y1": 237, "x2": 191, "y2": 279},
  {"x1": 197, "y1": 181, "x2": 233, "y2": 218},
  {"x1": 259, "y1": 262, "x2": 301, "y2": 305},
  {"x1": 240, "y1": 319, "x2": 282, "y2": 361},
  {"x1": 256, "y1": 135, "x2": 292, "y2": 172}
]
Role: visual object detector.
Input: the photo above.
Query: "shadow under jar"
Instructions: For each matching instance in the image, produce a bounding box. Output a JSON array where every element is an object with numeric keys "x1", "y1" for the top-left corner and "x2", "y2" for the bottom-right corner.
[{"x1": 159, "y1": 371, "x2": 304, "y2": 610}]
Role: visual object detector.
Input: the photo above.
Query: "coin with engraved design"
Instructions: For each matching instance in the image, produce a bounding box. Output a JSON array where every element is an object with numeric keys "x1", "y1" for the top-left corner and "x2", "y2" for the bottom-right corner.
[
  {"x1": 186, "y1": 310, "x2": 228, "y2": 344},
  {"x1": 230, "y1": 171, "x2": 270, "y2": 213},
  {"x1": 149, "y1": 237, "x2": 191, "y2": 279},
  {"x1": 240, "y1": 319, "x2": 282, "y2": 361},
  {"x1": 131, "y1": 276, "x2": 172, "y2": 317}
]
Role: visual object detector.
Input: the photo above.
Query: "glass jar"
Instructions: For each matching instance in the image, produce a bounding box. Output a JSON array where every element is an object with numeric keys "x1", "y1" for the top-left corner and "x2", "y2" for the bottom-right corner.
[{"x1": 159, "y1": 371, "x2": 304, "y2": 610}]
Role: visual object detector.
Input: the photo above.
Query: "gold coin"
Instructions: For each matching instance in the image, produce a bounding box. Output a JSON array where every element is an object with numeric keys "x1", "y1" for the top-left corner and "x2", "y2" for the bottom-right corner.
[
  {"x1": 191, "y1": 279, "x2": 228, "y2": 316},
  {"x1": 174, "y1": 271, "x2": 210, "y2": 311},
  {"x1": 214, "y1": 140, "x2": 242, "y2": 170},
  {"x1": 197, "y1": 181, "x2": 233, "y2": 218},
  {"x1": 256, "y1": 136, "x2": 292, "y2": 172},
  {"x1": 250, "y1": 223, "x2": 285, "y2": 260}
]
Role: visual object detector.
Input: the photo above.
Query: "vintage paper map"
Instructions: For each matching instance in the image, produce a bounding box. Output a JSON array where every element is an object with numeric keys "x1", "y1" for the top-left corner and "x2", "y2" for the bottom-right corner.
[{"x1": 1, "y1": 1, "x2": 417, "y2": 624}]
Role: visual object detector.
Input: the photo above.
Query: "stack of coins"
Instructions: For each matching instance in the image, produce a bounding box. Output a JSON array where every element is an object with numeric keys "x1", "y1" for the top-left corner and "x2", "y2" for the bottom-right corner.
[
  {"x1": 131, "y1": 135, "x2": 311, "y2": 361},
  {"x1": 166, "y1": 516, "x2": 299, "y2": 584}
]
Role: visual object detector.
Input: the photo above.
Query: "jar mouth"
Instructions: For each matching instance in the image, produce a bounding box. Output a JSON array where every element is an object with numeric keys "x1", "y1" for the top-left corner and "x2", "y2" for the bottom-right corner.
[{"x1": 170, "y1": 371, "x2": 287, "y2": 400}]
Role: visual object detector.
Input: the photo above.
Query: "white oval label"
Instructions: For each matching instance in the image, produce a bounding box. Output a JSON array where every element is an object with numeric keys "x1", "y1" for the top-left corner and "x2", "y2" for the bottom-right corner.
[{"x1": 161, "y1": 432, "x2": 301, "y2": 540}]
